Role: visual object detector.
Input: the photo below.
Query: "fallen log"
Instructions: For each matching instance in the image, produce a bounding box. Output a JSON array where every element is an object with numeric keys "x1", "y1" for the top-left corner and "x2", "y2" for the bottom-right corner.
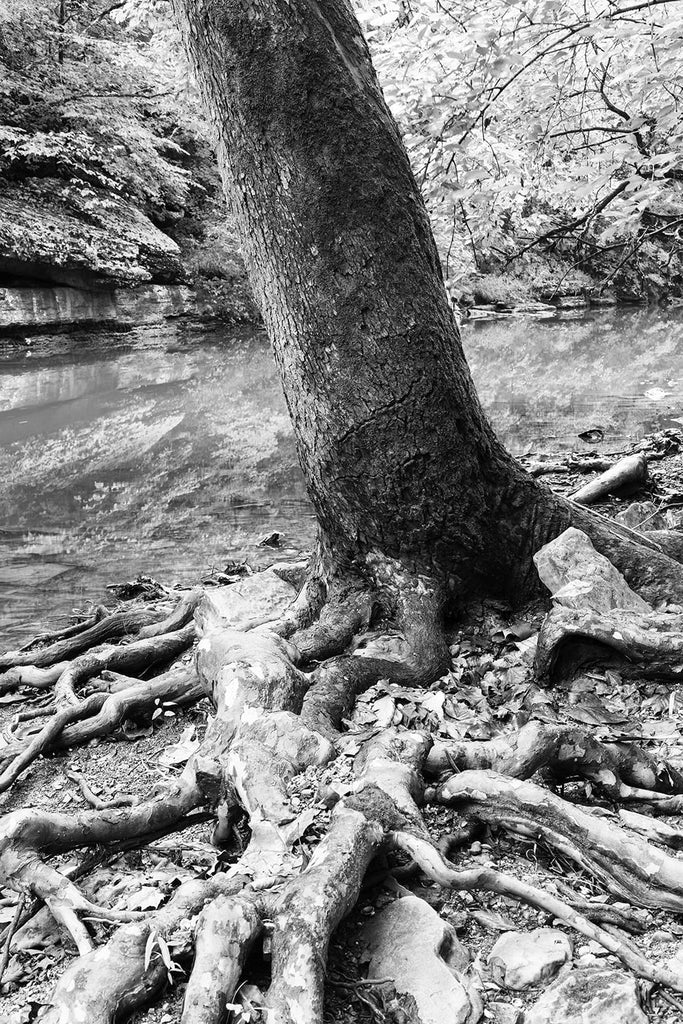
[{"x1": 570, "y1": 453, "x2": 648, "y2": 505}]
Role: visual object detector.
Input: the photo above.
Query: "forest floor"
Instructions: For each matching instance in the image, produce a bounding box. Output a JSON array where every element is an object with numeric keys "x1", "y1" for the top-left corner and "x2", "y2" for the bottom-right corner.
[{"x1": 1, "y1": 429, "x2": 682, "y2": 1024}]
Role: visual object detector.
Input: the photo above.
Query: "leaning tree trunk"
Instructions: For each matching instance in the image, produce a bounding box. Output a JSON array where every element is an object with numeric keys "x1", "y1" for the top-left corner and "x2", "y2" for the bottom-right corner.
[
  {"x1": 170, "y1": 0, "x2": 682, "y2": 610},
  {"x1": 171, "y1": 0, "x2": 572, "y2": 604}
]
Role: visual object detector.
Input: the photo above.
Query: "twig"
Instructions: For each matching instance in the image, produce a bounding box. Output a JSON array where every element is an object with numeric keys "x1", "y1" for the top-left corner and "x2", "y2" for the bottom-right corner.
[
  {"x1": 0, "y1": 895, "x2": 25, "y2": 985},
  {"x1": 65, "y1": 769, "x2": 135, "y2": 810},
  {"x1": 568, "y1": 499, "x2": 664, "y2": 552},
  {"x1": 504, "y1": 180, "x2": 630, "y2": 263}
]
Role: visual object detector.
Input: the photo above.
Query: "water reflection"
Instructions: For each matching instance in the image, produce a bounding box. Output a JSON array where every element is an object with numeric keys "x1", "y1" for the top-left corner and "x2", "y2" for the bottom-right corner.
[{"x1": 0, "y1": 306, "x2": 681, "y2": 644}]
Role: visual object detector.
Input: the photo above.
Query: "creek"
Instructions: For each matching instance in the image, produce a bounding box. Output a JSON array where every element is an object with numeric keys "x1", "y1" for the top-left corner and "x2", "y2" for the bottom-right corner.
[{"x1": 1, "y1": 305, "x2": 681, "y2": 645}]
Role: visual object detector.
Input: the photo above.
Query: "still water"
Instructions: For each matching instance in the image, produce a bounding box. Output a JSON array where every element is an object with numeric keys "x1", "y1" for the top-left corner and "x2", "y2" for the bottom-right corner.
[{"x1": 1, "y1": 306, "x2": 682, "y2": 645}]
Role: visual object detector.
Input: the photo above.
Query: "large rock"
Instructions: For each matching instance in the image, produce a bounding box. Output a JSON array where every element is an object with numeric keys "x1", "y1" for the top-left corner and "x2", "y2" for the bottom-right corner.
[
  {"x1": 533, "y1": 528, "x2": 650, "y2": 614},
  {"x1": 194, "y1": 569, "x2": 297, "y2": 635},
  {"x1": 0, "y1": 283, "x2": 196, "y2": 334},
  {"x1": 0, "y1": 179, "x2": 185, "y2": 288},
  {"x1": 488, "y1": 928, "x2": 571, "y2": 990},
  {"x1": 524, "y1": 968, "x2": 647, "y2": 1024},
  {"x1": 362, "y1": 895, "x2": 482, "y2": 1024}
]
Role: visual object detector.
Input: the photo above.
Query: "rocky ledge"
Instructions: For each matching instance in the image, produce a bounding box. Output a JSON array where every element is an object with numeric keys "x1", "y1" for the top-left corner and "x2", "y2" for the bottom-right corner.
[
  {"x1": 0, "y1": 282, "x2": 255, "y2": 336},
  {"x1": 0, "y1": 179, "x2": 186, "y2": 291}
]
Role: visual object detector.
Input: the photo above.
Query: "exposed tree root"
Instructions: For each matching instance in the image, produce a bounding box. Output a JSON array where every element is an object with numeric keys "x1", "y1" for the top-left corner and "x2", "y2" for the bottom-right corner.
[
  {"x1": 264, "y1": 804, "x2": 384, "y2": 1023},
  {"x1": 571, "y1": 504, "x2": 683, "y2": 603},
  {"x1": 0, "y1": 588, "x2": 200, "y2": 689},
  {"x1": 43, "y1": 873, "x2": 249, "y2": 1024},
  {"x1": 182, "y1": 893, "x2": 261, "y2": 1024},
  {"x1": 646, "y1": 528, "x2": 683, "y2": 564},
  {"x1": 0, "y1": 621, "x2": 196, "y2": 695},
  {"x1": 288, "y1": 581, "x2": 375, "y2": 663},
  {"x1": 0, "y1": 628, "x2": 196, "y2": 790},
  {"x1": 5, "y1": 552, "x2": 683, "y2": 1022},
  {"x1": 394, "y1": 831, "x2": 683, "y2": 991},
  {"x1": 437, "y1": 770, "x2": 683, "y2": 912},
  {"x1": 14, "y1": 605, "x2": 109, "y2": 652},
  {"x1": 618, "y1": 809, "x2": 683, "y2": 849},
  {"x1": 535, "y1": 605, "x2": 683, "y2": 681},
  {"x1": 0, "y1": 773, "x2": 203, "y2": 956},
  {"x1": 3, "y1": 664, "x2": 202, "y2": 759},
  {"x1": 0, "y1": 606, "x2": 171, "y2": 672},
  {"x1": 426, "y1": 720, "x2": 683, "y2": 796}
]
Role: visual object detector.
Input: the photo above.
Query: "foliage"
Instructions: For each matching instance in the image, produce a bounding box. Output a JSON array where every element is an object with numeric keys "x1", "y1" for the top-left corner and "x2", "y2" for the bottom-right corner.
[
  {"x1": 0, "y1": 0, "x2": 226, "y2": 279},
  {"x1": 355, "y1": 0, "x2": 683, "y2": 287},
  {"x1": 2, "y1": 0, "x2": 683, "y2": 295}
]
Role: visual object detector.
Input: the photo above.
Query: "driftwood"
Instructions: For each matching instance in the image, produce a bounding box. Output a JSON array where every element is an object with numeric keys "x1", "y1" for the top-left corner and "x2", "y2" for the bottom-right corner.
[{"x1": 570, "y1": 453, "x2": 648, "y2": 505}]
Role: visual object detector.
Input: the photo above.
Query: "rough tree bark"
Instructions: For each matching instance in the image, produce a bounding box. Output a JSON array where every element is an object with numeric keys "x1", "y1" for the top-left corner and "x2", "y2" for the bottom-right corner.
[
  {"x1": 169, "y1": 0, "x2": 682, "y2": 613},
  {"x1": 173, "y1": 0, "x2": 570, "y2": 605},
  {"x1": 2, "y1": 2, "x2": 683, "y2": 1023}
]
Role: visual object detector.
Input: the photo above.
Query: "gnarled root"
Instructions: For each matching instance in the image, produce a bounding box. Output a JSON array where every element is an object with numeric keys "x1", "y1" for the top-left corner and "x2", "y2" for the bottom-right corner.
[
  {"x1": 0, "y1": 626, "x2": 197, "y2": 791},
  {"x1": 0, "y1": 589, "x2": 200, "y2": 691},
  {"x1": 0, "y1": 594, "x2": 195, "y2": 673},
  {"x1": 426, "y1": 720, "x2": 683, "y2": 797},
  {"x1": 265, "y1": 805, "x2": 384, "y2": 1023},
  {"x1": 535, "y1": 605, "x2": 683, "y2": 681},
  {"x1": 0, "y1": 775, "x2": 202, "y2": 955},
  {"x1": 9, "y1": 552, "x2": 683, "y2": 1022},
  {"x1": 437, "y1": 770, "x2": 683, "y2": 912},
  {"x1": 288, "y1": 579, "x2": 375, "y2": 663},
  {"x1": 3, "y1": 664, "x2": 202, "y2": 759},
  {"x1": 43, "y1": 873, "x2": 249, "y2": 1024},
  {"x1": 394, "y1": 831, "x2": 683, "y2": 991},
  {"x1": 262, "y1": 729, "x2": 430, "y2": 1022},
  {"x1": 182, "y1": 894, "x2": 261, "y2": 1024}
]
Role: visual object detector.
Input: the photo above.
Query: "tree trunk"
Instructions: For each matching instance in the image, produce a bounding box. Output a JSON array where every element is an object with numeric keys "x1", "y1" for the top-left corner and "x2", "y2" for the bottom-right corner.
[{"x1": 171, "y1": 0, "x2": 572, "y2": 603}]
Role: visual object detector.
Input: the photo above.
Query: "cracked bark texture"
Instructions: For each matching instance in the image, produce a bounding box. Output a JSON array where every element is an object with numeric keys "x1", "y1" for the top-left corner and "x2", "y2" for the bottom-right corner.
[{"x1": 171, "y1": 0, "x2": 572, "y2": 602}]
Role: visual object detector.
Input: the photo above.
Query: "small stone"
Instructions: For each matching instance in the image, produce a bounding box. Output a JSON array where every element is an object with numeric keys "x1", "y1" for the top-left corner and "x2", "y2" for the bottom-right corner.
[
  {"x1": 258, "y1": 531, "x2": 281, "y2": 548},
  {"x1": 470, "y1": 841, "x2": 482, "y2": 854},
  {"x1": 651, "y1": 929, "x2": 674, "y2": 942},
  {"x1": 486, "y1": 1003, "x2": 521, "y2": 1024},
  {"x1": 524, "y1": 968, "x2": 647, "y2": 1024},
  {"x1": 488, "y1": 928, "x2": 572, "y2": 990},
  {"x1": 316, "y1": 784, "x2": 341, "y2": 808},
  {"x1": 578, "y1": 942, "x2": 605, "y2": 957},
  {"x1": 614, "y1": 501, "x2": 666, "y2": 531}
]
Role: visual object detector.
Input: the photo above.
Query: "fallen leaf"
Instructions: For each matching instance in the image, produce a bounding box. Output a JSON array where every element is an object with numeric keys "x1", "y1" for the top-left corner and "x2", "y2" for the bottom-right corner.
[
  {"x1": 127, "y1": 886, "x2": 166, "y2": 911},
  {"x1": 158, "y1": 725, "x2": 200, "y2": 767},
  {"x1": 471, "y1": 908, "x2": 517, "y2": 932}
]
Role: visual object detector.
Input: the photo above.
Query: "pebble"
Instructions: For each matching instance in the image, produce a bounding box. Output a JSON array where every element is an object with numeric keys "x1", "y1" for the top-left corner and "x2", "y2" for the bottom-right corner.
[
  {"x1": 486, "y1": 1001, "x2": 521, "y2": 1023},
  {"x1": 578, "y1": 941, "x2": 607, "y2": 957}
]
